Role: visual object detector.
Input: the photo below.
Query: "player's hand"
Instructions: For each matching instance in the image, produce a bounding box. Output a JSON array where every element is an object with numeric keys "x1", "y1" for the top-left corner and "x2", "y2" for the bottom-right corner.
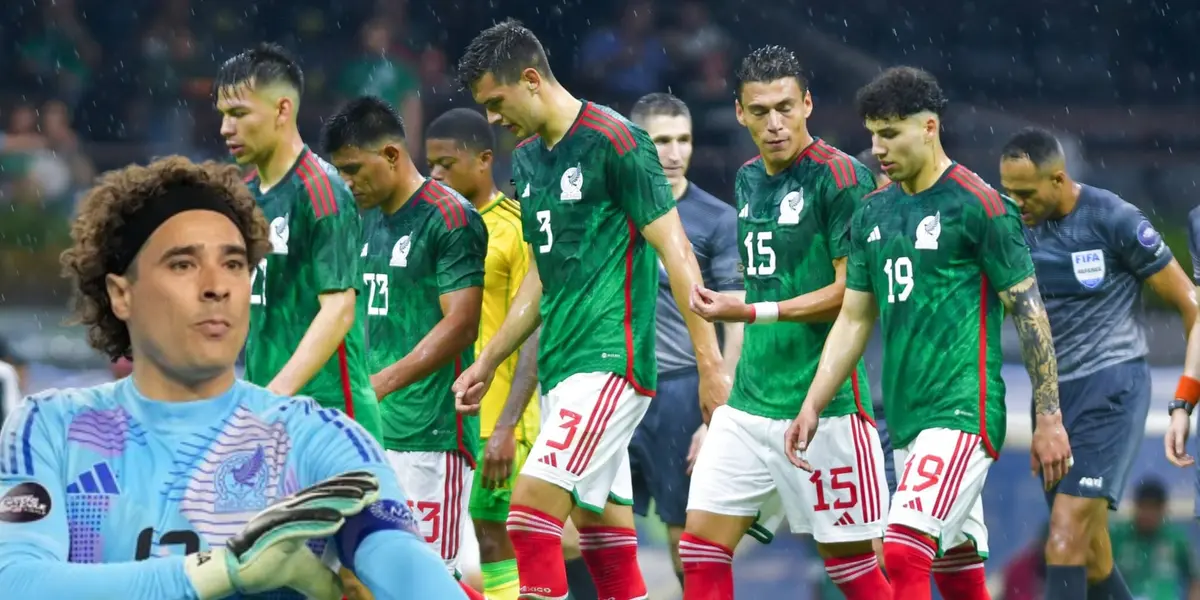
[
  {"x1": 1165, "y1": 407, "x2": 1195, "y2": 467},
  {"x1": 483, "y1": 426, "x2": 517, "y2": 488},
  {"x1": 1031, "y1": 413, "x2": 1073, "y2": 490},
  {"x1": 785, "y1": 407, "x2": 820, "y2": 471},
  {"x1": 182, "y1": 471, "x2": 381, "y2": 600},
  {"x1": 689, "y1": 285, "x2": 753, "y2": 323},
  {"x1": 686, "y1": 424, "x2": 708, "y2": 475},
  {"x1": 339, "y1": 567, "x2": 375, "y2": 600},
  {"x1": 697, "y1": 366, "x2": 732, "y2": 423},
  {"x1": 453, "y1": 361, "x2": 496, "y2": 414}
]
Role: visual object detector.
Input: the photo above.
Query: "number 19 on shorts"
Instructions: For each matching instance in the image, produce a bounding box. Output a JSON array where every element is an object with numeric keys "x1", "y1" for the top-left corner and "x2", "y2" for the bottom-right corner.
[{"x1": 883, "y1": 256, "x2": 913, "y2": 303}]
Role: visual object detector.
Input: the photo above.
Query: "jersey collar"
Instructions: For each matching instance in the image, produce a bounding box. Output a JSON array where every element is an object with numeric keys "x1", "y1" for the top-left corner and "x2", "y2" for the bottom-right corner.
[{"x1": 478, "y1": 190, "x2": 507, "y2": 215}]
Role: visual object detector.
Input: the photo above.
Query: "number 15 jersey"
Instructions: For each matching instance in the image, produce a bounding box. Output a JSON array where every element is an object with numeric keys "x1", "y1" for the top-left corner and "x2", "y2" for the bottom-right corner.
[{"x1": 845, "y1": 164, "x2": 1034, "y2": 457}]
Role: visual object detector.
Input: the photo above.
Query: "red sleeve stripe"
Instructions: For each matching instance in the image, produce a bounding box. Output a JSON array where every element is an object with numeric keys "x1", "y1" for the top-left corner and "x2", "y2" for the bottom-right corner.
[
  {"x1": 516, "y1": 134, "x2": 541, "y2": 149},
  {"x1": 242, "y1": 169, "x2": 258, "y2": 184},
  {"x1": 305, "y1": 153, "x2": 340, "y2": 216},
  {"x1": 742, "y1": 155, "x2": 763, "y2": 168},
  {"x1": 948, "y1": 165, "x2": 1004, "y2": 217},
  {"x1": 297, "y1": 154, "x2": 336, "y2": 217},
  {"x1": 808, "y1": 142, "x2": 858, "y2": 189},
  {"x1": 571, "y1": 105, "x2": 635, "y2": 156},
  {"x1": 420, "y1": 182, "x2": 467, "y2": 229},
  {"x1": 436, "y1": 181, "x2": 469, "y2": 228},
  {"x1": 862, "y1": 182, "x2": 894, "y2": 200}
]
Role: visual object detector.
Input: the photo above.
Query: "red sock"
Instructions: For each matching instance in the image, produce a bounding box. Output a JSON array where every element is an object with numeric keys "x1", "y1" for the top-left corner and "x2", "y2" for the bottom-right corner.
[
  {"x1": 506, "y1": 505, "x2": 568, "y2": 599},
  {"x1": 457, "y1": 580, "x2": 486, "y2": 600},
  {"x1": 578, "y1": 526, "x2": 647, "y2": 600},
  {"x1": 882, "y1": 524, "x2": 937, "y2": 599},
  {"x1": 932, "y1": 544, "x2": 990, "y2": 600},
  {"x1": 679, "y1": 533, "x2": 734, "y2": 600},
  {"x1": 824, "y1": 552, "x2": 892, "y2": 600}
]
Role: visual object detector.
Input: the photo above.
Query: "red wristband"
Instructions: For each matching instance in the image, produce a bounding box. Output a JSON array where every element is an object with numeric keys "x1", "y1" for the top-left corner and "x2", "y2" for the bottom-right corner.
[
  {"x1": 747, "y1": 304, "x2": 757, "y2": 324},
  {"x1": 1176, "y1": 375, "x2": 1200, "y2": 405}
]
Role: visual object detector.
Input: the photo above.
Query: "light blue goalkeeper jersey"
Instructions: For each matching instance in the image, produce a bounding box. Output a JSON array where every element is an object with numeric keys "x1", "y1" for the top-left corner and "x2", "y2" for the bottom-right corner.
[{"x1": 0, "y1": 377, "x2": 464, "y2": 599}]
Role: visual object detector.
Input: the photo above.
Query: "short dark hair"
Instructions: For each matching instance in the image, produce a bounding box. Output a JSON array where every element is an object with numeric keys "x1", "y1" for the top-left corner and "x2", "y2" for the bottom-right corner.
[
  {"x1": 630, "y1": 93, "x2": 690, "y2": 125},
  {"x1": 457, "y1": 19, "x2": 555, "y2": 89},
  {"x1": 855, "y1": 66, "x2": 948, "y2": 121},
  {"x1": 1000, "y1": 127, "x2": 1065, "y2": 168},
  {"x1": 215, "y1": 43, "x2": 305, "y2": 97},
  {"x1": 426, "y1": 108, "x2": 496, "y2": 153},
  {"x1": 735, "y1": 45, "x2": 808, "y2": 98},
  {"x1": 1134, "y1": 479, "x2": 1167, "y2": 505},
  {"x1": 856, "y1": 149, "x2": 884, "y2": 178},
  {"x1": 61, "y1": 158, "x2": 270, "y2": 360},
  {"x1": 322, "y1": 96, "x2": 407, "y2": 154}
]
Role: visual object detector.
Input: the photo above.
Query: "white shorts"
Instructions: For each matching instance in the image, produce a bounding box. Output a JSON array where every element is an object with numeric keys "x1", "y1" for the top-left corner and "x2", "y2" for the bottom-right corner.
[
  {"x1": 889, "y1": 428, "x2": 993, "y2": 556},
  {"x1": 687, "y1": 405, "x2": 888, "y2": 544},
  {"x1": 386, "y1": 450, "x2": 474, "y2": 573},
  {"x1": 522, "y1": 372, "x2": 651, "y2": 513}
]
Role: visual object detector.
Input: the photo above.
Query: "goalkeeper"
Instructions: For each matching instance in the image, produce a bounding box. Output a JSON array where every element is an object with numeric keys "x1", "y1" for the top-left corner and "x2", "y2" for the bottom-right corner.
[{"x1": 0, "y1": 157, "x2": 464, "y2": 599}]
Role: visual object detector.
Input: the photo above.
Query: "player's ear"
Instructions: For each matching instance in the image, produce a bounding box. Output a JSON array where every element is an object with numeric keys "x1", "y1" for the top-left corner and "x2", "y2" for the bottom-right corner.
[
  {"x1": 801, "y1": 89, "x2": 814, "y2": 119},
  {"x1": 477, "y1": 149, "x2": 494, "y2": 170},
  {"x1": 275, "y1": 95, "x2": 295, "y2": 127},
  {"x1": 521, "y1": 68, "x2": 540, "y2": 93},
  {"x1": 734, "y1": 99, "x2": 745, "y2": 127},
  {"x1": 106, "y1": 272, "x2": 133, "y2": 323},
  {"x1": 381, "y1": 144, "x2": 404, "y2": 168},
  {"x1": 924, "y1": 116, "x2": 938, "y2": 144}
]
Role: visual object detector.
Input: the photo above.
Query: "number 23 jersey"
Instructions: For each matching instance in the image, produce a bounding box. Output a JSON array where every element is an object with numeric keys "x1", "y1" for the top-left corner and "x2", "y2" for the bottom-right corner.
[{"x1": 845, "y1": 164, "x2": 1034, "y2": 456}]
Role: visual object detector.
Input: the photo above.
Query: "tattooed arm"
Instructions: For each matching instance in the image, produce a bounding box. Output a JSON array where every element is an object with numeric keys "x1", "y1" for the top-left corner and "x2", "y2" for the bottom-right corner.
[{"x1": 997, "y1": 276, "x2": 1059, "y2": 416}]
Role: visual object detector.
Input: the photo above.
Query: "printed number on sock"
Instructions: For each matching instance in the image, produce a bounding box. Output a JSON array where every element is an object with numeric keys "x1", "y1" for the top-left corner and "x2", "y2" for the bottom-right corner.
[
  {"x1": 809, "y1": 467, "x2": 858, "y2": 511},
  {"x1": 405, "y1": 500, "x2": 442, "y2": 544},
  {"x1": 546, "y1": 408, "x2": 583, "y2": 451},
  {"x1": 896, "y1": 455, "x2": 945, "y2": 493}
]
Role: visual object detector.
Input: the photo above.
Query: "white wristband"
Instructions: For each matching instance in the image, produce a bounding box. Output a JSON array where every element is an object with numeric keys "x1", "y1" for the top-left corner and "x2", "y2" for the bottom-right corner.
[{"x1": 752, "y1": 302, "x2": 780, "y2": 324}]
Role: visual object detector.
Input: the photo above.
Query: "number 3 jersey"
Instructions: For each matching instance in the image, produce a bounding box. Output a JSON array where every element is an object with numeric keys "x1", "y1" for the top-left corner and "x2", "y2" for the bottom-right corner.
[
  {"x1": 731, "y1": 140, "x2": 876, "y2": 421},
  {"x1": 511, "y1": 102, "x2": 676, "y2": 395},
  {"x1": 846, "y1": 164, "x2": 1035, "y2": 456},
  {"x1": 0, "y1": 378, "x2": 408, "y2": 598},
  {"x1": 360, "y1": 179, "x2": 487, "y2": 458}
]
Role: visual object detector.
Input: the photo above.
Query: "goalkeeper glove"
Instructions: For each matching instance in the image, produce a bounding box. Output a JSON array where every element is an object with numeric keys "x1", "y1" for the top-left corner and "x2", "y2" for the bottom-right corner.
[{"x1": 182, "y1": 470, "x2": 381, "y2": 600}]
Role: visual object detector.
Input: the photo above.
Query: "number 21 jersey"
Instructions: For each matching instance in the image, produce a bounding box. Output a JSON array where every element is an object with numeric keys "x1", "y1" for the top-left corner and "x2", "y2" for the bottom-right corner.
[{"x1": 845, "y1": 164, "x2": 1034, "y2": 456}]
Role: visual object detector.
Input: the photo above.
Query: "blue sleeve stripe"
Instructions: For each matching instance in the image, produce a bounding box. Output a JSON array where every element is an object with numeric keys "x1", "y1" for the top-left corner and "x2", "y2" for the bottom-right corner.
[
  {"x1": 20, "y1": 403, "x2": 40, "y2": 476},
  {"x1": 318, "y1": 409, "x2": 371, "y2": 463}
]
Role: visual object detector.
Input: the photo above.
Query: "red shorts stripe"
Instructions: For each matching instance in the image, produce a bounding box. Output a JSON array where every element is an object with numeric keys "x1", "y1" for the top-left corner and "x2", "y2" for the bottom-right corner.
[
  {"x1": 931, "y1": 433, "x2": 968, "y2": 518},
  {"x1": 850, "y1": 416, "x2": 872, "y2": 523},
  {"x1": 934, "y1": 433, "x2": 978, "y2": 520},
  {"x1": 575, "y1": 378, "x2": 624, "y2": 475},
  {"x1": 566, "y1": 375, "x2": 622, "y2": 475}
]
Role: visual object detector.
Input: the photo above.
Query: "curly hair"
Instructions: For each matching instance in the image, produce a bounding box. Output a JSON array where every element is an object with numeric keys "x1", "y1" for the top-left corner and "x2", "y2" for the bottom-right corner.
[
  {"x1": 854, "y1": 66, "x2": 948, "y2": 121},
  {"x1": 61, "y1": 156, "x2": 271, "y2": 360}
]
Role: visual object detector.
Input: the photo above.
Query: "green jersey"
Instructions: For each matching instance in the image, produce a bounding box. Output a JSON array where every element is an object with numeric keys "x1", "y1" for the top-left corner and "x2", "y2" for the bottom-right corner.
[
  {"x1": 361, "y1": 180, "x2": 487, "y2": 458},
  {"x1": 730, "y1": 140, "x2": 876, "y2": 421},
  {"x1": 244, "y1": 147, "x2": 383, "y2": 443},
  {"x1": 1111, "y1": 521, "x2": 1198, "y2": 600},
  {"x1": 846, "y1": 164, "x2": 1034, "y2": 455},
  {"x1": 511, "y1": 102, "x2": 676, "y2": 395}
]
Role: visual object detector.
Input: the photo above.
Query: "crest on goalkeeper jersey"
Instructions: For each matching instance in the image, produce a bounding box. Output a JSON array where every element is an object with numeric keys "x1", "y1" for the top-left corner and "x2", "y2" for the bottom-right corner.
[
  {"x1": 778, "y1": 189, "x2": 804, "y2": 225},
  {"x1": 915, "y1": 211, "x2": 941, "y2": 250},
  {"x1": 269, "y1": 216, "x2": 290, "y2": 254},
  {"x1": 390, "y1": 235, "x2": 412, "y2": 268}
]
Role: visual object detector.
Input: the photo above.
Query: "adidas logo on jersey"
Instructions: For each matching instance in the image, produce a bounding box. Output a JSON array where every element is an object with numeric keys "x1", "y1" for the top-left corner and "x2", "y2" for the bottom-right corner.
[
  {"x1": 902, "y1": 497, "x2": 923, "y2": 512},
  {"x1": 867, "y1": 226, "x2": 881, "y2": 242},
  {"x1": 66, "y1": 462, "x2": 120, "y2": 495},
  {"x1": 833, "y1": 512, "x2": 856, "y2": 526}
]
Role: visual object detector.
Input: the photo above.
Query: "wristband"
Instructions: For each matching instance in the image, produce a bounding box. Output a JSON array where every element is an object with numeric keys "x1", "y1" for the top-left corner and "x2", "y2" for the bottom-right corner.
[
  {"x1": 1175, "y1": 375, "x2": 1200, "y2": 405},
  {"x1": 751, "y1": 302, "x2": 779, "y2": 324},
  {"x1": 1169, "y1": 400, "x2": 1194, "y2": 416}
]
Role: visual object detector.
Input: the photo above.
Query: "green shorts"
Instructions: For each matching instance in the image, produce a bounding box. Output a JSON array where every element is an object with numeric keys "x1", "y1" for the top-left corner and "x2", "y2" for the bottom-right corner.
[{"x1": 468, "y1": 438, "x2": 533, "y2": 522}]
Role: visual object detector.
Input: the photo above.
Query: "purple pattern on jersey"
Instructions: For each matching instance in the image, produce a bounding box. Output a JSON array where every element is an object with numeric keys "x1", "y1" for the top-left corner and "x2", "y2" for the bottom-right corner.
[
  {"x1": 66, "y1": 494, "x2": 111, "y2": 563},
  {"x1": 66, "y1": 408, "x2": 130, "y2": 457}
]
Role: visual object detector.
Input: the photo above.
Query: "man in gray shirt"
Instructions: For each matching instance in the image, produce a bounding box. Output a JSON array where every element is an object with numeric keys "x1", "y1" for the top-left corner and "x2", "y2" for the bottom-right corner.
[
  {"x1": 627, "y1": 93, "x2": 743, "y2": 588},
  {"x1": 1001, "y1": 127, "x2": 1199, "y2": 600}
]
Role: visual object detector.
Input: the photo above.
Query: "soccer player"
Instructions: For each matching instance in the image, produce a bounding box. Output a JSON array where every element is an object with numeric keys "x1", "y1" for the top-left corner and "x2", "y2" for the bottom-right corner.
[
  {"x1": 625, "y1": 91, "x2": 744, "y2": 589},
  {"x1": 785, "y1": 66, "x2": 1073, "y2": 600},
  {"x1": 321, "y1": 97, "x2": 488, "y2": 585},
  {"x1": 681, "y1": 47, "x2": 888, "y2": 600},
  {"x1": 453, "y1": 20, "x2": 730, "y2": 600},
  {"x1": 424, "y1": 106, "x2": 544, "y2": 600},
  {"x1": 1166, "y1": 207, "x2": 1200, "y2": 495},
  {"x1": 999, "y1": 127, "x2": 1200, "y2": 599},
  {"x1": 0, "y1": 156, "x2": 464, "y2": 599},
  {"x1": 215, "y1": 44, "x2": 383, "y2": 443}
]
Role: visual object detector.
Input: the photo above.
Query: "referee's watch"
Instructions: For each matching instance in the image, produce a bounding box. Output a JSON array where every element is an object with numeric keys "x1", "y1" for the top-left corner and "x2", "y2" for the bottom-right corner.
[{"x1": 1168, "y1": 400, "x2": 1194, "y2": 416}]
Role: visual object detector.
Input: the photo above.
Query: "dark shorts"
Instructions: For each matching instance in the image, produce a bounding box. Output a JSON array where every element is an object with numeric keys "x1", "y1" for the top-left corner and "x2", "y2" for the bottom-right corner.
[
  {"x1": 1043, "y1": 358, "x2": 1150, "y2": 510},
  {"x1": 876, "y1": 417, "x2": 898, "y2": 496},
  {"x1": 629, "y1": 368, "x2": 703, "y2": 526}
]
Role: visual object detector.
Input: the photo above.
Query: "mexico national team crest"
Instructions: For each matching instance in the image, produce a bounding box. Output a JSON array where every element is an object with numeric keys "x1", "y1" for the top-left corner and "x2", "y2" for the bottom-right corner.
[
  {"x1": 560, "y1": 165, "x2": 583, "y2": 202},
  {"x1": 391, "y1": 235, "x2": 412, "y2": 267},
  {"x1": 1071, "y1": 249, "x2": 1105, "y2": 289},
  {"x1": 914, "y1": 212, "x2": 941, "y2": 250},
  {"x1": 269, "y1": 216, "x2": 289, "y2": 254},
  {"x1": 214, "y1": 446, "x2": 269, "y2": 513},
  {"x1": 778, "y1": 190, "x2": 804, "y2": 225}
]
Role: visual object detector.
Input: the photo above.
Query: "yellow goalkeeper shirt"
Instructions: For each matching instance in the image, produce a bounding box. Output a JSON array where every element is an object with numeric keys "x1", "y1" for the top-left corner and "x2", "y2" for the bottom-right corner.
[{"x1": 477, "y1": 191, "x2": 540, "y2": 441}]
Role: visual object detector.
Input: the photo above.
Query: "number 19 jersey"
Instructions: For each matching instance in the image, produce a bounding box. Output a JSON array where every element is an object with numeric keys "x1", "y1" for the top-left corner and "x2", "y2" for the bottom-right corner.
[
  {"x1": 846, "y1": 164, "x2": 1035, "y2": 456},
  {"x1": 730, "y1": 140, "x2": 876, "y2": 421}
]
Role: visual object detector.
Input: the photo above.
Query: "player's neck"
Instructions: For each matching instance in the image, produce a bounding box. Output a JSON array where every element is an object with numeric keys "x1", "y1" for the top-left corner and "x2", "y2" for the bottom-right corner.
[
  {"x1": 762, "y1": 133, "x2": 815, "y2": 176},
  {"x1": 382, "y1": 163, "x2": 428, "y2": 215},
  {"x1": 670, "y1": 177, "x2": 689, "y2": 200},
  {"x1": 537, "y1": 86, "x2": 584, "y2": 149},
  {"x1": 256, "y1": 133, "x2": 306, "y2": 189},
  {"x1": 469, "y1": 185, "x2": 500, "y2": 210},
  {"x1": 902, "y1": 151, "x2": 953, "y2": 195},
  {"x1": 1051, "y1": 180, "x2": 1082, "y2": 219},
  {"x1": 131, "y1": 363, "x2": 237, "y2": 402}
]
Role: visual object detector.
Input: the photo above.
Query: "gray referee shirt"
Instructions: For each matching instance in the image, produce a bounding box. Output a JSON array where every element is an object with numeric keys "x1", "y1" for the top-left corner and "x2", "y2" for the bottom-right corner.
[{"x1": 655, "y1": 182, "x2": 742, "y2": 376}]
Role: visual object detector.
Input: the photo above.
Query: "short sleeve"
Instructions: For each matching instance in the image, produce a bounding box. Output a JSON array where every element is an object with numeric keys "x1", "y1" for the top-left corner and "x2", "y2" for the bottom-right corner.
[
  {"x1": 435, "y1": 209, "x2": 488, "y2": 295},
  {"x1": 610, "y1": 128, "x2": 676, "y2": 230},
  {"x1": 823, "y1": 172, "x2": 876, "y2": 260},
  {"x1": 1189, "y1": 208, "x2": 1200, "y2": 285},
  {"x1": 979, "y1": 197, "x2": 1036, "y2": 292},
  {"x1": 845, "y1": 206, "x2": 872, "y2": 292},
  {"x1": 307, "y1": 179, "x2": 363, "y2": 294},
  {"x1": 0, "y1": 397, "x2": 69, "y2": 562},
  {"x1": 1106, "y1": 202, "x2": 1173, "y2": 280},
  {"x1": 709, "y1": 206, "x2": 743, "y2": 292}
]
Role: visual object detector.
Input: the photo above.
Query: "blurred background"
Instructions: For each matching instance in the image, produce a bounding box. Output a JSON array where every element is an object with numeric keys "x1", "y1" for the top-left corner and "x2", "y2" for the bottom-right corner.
[{"x1": 1, "y1": 0, "x2": 1198, "y2": 598}]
